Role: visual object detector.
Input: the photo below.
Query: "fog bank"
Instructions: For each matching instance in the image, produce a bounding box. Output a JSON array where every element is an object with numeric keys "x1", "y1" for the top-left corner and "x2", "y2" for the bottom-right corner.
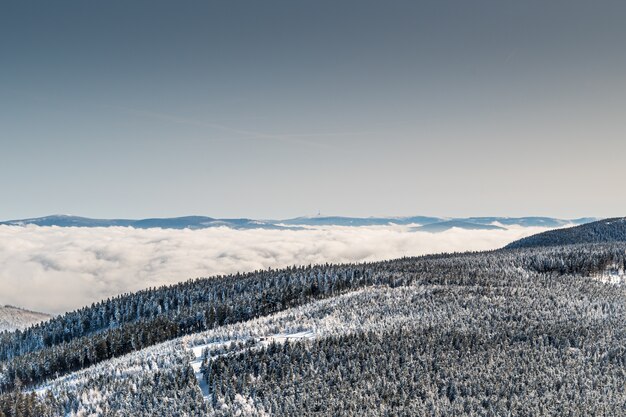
[{"x1": 0, "y1": 225, "x2": 550, "y2": 314}]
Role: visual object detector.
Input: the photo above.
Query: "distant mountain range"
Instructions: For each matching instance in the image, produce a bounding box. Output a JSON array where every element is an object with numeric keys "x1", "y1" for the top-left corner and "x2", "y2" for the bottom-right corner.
[
  {"x1": 277, "y1": 215, "x2": 444, "y2": 227},
  {"x1": 0, "y1": 215, "x2": 596, "y2": 232},
  {"x1": 506, "y1": 217, "x2": 626, "y2": 249},
  {"x1": 0, "y1": 305, "x2": 50, "y2": 332},
  {"x1": 413, "y1": 220, "x2": 506, "y2": 233},
  {"x1": 0, "y1": 215, "x2": 296, "y2": 230}
]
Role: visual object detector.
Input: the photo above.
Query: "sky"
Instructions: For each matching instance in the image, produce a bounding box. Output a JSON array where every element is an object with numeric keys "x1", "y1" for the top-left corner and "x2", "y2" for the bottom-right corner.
[{"x1": 1, "y1": 0, "x2": 625, "y2": 220}]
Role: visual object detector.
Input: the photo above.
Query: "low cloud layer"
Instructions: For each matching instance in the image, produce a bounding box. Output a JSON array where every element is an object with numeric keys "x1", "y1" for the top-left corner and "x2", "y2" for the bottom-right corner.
[{"x1": 0, "y1": 225, "x2": 551, "y2": 314}]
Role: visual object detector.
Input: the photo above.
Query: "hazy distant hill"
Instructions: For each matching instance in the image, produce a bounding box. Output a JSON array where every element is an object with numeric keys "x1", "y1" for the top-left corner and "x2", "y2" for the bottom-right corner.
[
  {"x1": 465, "y1": 216, "x2": 595, "y2": 228},
  {"x1": 0, "y1": 215, "x2": 133, "y2": 228},
  {"x1": 0, "y1": 215, "x2": 295, "y2": 230},
  {"x1": 128, "y1": 216, "x2": 292, "y2": 230},
  {"x1": 0, "y1": 214, "x2": 596, "y2": 232},
  {"x1": 0, "y1": 305, "x2": 50, "y2": 332},
  {"x1": 506, "y1": 217, "x2": 626, "y2": 249},
  {"x1": 278, "y1": 215, "x2": 444, "y2": 227},
  {"x1": 414, "y1": 220, "x2": 506, "y2": 233}
]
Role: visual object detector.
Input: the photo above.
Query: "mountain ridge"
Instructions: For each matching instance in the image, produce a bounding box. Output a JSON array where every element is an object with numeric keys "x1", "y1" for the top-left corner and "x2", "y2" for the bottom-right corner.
[
  {"x1": 0, "y1": 214, "x2": 596, "y2": 232},
  {"x1": 413, "y1": 220, "x2": 506, "y2": 233},
  {"x1": 505, "y1": 217, "x2": 626, "y2": 249}
]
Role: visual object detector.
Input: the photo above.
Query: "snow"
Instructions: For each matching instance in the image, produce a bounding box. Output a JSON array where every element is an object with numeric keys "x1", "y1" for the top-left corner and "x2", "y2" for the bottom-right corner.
[
  {"x1": 258, "y1": 330, "x2": 315, "y2": 346},
  {"x1": 33, "y1": 383, "x2": 52, "y2": 396},
  {"x1": 592, "y1": 264, "x2": 626, "y2": 285},
  {"x1": 593, "y1": 271, "x2": 626, "y2": 285},
  {"x1": 183, "y1": 338, "x2": 237, "y2": 400},
  {"x1": 189, "y1": 350, "x2": 210, "y2": 399}
]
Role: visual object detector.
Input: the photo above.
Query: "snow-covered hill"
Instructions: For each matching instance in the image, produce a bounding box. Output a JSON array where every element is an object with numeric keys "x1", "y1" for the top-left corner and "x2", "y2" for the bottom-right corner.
[
  {"x1": 24, "y1": 273, "x2": 626, "y2": 415},
  {"x1": 9, "y1": 243, "x2": 626, "y2": 416},
  {"x1": 0, "y1": 305, "x2": 50, "y2": 332},
  {"x1": 506, "y1": 217, "x2": 626, "y2": 248}
]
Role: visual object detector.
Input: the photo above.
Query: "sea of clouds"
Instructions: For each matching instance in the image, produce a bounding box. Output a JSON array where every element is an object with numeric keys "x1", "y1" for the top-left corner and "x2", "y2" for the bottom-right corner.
[{"x1": 0, "y1": 225, "x2": 552, "y2": 314}]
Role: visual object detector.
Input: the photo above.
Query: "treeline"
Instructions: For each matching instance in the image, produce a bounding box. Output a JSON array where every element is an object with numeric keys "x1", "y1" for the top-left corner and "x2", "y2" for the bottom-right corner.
[
  {"x1": 1, "y1": 244, "x2": 625, "y2": 394},
  {"x1": 0, "y1": 265, "x2": 376, "y2": 392},
  {"x1": 0, "y1": 265, "x2": 370, "y2": 361}
]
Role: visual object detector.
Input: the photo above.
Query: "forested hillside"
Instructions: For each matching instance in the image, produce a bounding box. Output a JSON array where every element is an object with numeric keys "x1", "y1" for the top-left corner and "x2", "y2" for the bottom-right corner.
[
  {"x1": 506, "y1": 217, "x2": 626, "y2": 249},
  {"x1": 0, "y1": 241, "x2": 624, "y2": 415}
]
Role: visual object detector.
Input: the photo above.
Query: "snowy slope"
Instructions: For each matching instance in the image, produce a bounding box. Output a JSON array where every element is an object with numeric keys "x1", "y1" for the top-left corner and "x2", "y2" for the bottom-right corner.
[
  {"x1": 0, "y1": 305, "x2": 50, "y2": 332},
  {"x1": 506, "y1": 217, "x2": 626, "y2": 248},
  {"x1": 25, "y1": 267, "x2": 626, "y2": 416},
  {"x1": 8, "y1": 244, "x2": 626, "y2": 416}
]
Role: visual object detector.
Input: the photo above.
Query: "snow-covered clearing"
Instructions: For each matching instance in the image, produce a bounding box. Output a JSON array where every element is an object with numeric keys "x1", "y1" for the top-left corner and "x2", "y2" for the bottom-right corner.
[{"x1": 592, "y1": 265, "x2": 626, "y2": 285}]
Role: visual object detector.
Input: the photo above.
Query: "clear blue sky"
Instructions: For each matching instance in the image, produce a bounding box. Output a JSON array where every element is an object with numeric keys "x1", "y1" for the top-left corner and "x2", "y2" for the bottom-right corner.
[{"x1": 1, "y1": 1, "x2": 625, "y2": 219}]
